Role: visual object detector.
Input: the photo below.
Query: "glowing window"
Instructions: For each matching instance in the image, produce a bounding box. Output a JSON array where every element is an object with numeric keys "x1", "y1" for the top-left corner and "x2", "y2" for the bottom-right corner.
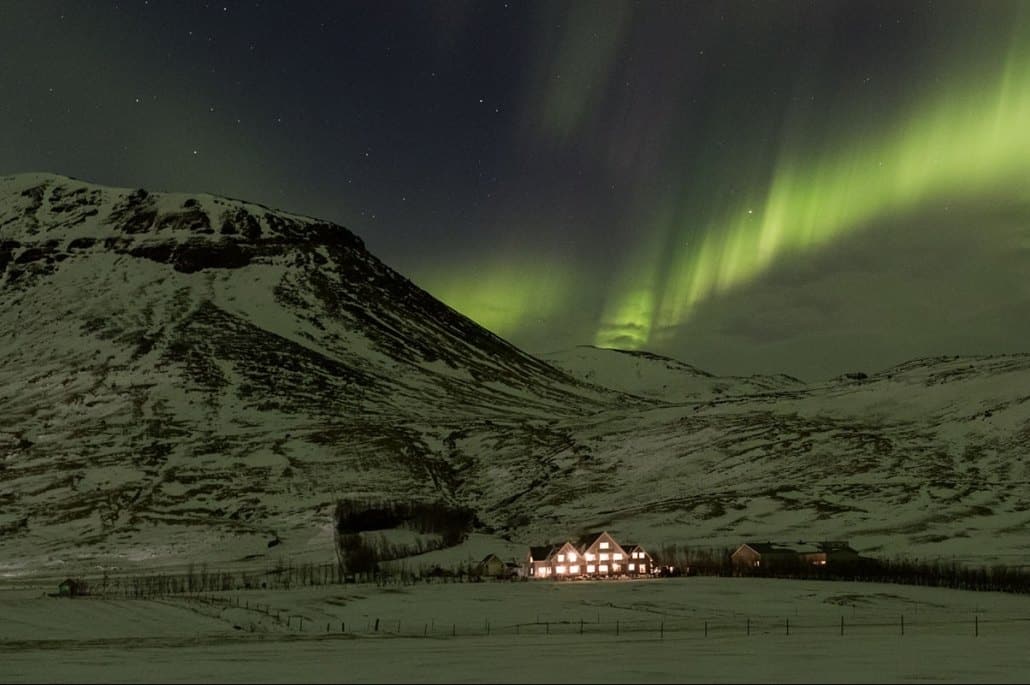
[
  {"x1": 570, "y1": 565, "x2": 580, "y2": 574},
  {"x1": 613, "y1": 563, "x2": 620, "y2": 571},
  {"x1": 568, "y1": 552, "x2": 577, "y2": 562},
  {"x1": 587, "y1": 565, "x2": 596, "y2": 573},
  {"x1": 600, "y1": 553, "x2": 609, "y2": 561},
  {"x1": 639, "y1": 564, "x2": 646, "y2": 573},
  {"x1": 585, "y1": 553, "x2": 595, "y2": 562},
  {"x1": 600, "y1": 542, "x2": 610, "y2": 549},
  {"x1": 614, "y1": 553, "x2": 623, "y2": 561},
  {"x1": 556, "y1": 565, "x2": 566, "y2": 574},
  {"x1": 599, "y1": 564, "x2": 608, "y2": 573},
  {"x1": 629, "y1": 563, "x2": 636, "y2": 571},
  {"x1": 557, "y1": 554, "x2": 565, "y2": 562}
]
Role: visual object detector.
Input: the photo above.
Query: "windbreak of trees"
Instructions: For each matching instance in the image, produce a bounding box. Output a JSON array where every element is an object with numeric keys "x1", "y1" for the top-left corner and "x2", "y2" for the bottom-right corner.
[{"x1": 333, "y1": 498, "x2": 478, "y2": 575}]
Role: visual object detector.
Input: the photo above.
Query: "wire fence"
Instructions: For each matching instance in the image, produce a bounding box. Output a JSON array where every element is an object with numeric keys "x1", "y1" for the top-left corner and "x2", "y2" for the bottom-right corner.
[{"x1": 135, "y1": 592, "x2": 1027, "y2": 642}]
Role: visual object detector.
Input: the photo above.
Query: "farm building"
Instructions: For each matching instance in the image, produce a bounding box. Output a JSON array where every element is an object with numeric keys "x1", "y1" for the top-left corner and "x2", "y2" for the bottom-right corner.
[
  {"x1": 473, "y1": 554, "x2": 508, "y2": 578},
  {"x1": 57, "y1": 578, "x2": 85, "y2": 597},
  {"x1": 731, "y1": 541, "x2": 862, "y2": 570}
]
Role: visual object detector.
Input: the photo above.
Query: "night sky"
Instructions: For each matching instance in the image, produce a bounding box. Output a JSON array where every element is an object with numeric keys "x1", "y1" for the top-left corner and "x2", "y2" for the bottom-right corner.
[{"x1": 3, "y1": 0, "x2": 1030, "y2": 379}]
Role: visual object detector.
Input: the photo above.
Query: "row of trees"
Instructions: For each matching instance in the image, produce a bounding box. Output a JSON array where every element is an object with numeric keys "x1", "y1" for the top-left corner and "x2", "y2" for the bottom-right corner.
[
  {"x1": 333, "y1": 498, "x2": 478, "y2": 574},
  {"x1": 649, "y1": 543, "x2": 1030, "y2": 594}
]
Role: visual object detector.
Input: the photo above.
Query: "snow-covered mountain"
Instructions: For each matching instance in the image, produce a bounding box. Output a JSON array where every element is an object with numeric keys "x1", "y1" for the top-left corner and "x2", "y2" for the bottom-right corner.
[
  {"x1": 0, "y1": 173, "x2": 629, "y2": 569},
  {"x1": 2, "y1": 173, "x2": 1028, "y2": 573}
]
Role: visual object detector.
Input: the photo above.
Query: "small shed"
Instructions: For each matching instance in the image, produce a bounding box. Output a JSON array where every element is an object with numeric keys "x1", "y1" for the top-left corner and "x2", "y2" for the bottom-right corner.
[
  {"x1": 731, "y1": 542, "x2": 802, "y2": 569},
  {"x1": 57, "y1": 578, "x2": 83, "y2": 597},
  {"x1": 474, "y1": 554, "x2": 507, "y2": 578}
]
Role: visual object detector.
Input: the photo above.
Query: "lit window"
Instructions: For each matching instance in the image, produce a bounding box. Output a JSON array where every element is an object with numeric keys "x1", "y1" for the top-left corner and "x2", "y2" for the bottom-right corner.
[
  {"x1": 557, "y1": 554, "x2": 565, "y2": 562},
  {"x1": 599, "y1": 564, "x2": 608, "y2": 573},
  {"x1": 600, "y1": 553, "x2": 609, "y2": 561},
  {"x1": 530, "y1": 568, "x2": 534, "y2": 575},
  {"x1": 585, "y1": 553, "x2": 595, "y2": 562},
  {"x1": 629, "y1": 563, "x2": 635, "y2": 571},
  {"x1": 613, "y1": 563, "x2": 621, "y2": 571},
  {"x1": 568, "y1": 552, "x2": 577, "y2": 562},
  {"x1": 614, "y1": 553, "x2": 623, "y2": 561},
  {"x1": 600, "y1": 542, "x2": 610, "y2": 550},
  {"x1": 570, "y1": 565, "x2": 580, "y2": 574},
  {"x1": 556, "y1": 565, "x2": 566, "y2": 575},
  {"x1": 587, "y1": 565, "x2": 596, "y2": 573},
  {"x1": 639, "y1": 564, "x2": 646, "y2": 573}
]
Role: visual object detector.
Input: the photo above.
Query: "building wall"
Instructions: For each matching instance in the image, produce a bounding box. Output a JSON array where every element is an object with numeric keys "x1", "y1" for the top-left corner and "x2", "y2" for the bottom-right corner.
[{"x1": 582, "y1": 533, "x2": 628, "y2": 577}]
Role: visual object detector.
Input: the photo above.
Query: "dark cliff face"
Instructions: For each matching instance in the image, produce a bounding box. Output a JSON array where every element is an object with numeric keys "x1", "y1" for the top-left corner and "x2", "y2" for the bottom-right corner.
[{"x1": 1, "y1": 178, "x2": 364, "y2": 277}]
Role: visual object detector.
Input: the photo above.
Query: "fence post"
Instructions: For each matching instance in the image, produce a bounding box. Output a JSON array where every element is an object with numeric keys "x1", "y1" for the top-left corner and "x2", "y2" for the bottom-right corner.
[
  {"x1": 786, "y1": 618, "x2": 790, "y2": 636},
  {"x1": 975, "y1": 614, "x2": 979, "y2": 637},
  {"x1": 840, "y1": 616, "x2": 844, "y2": 637},
  {"x1": 580, "y1": 619, "x2": 584, "y2": 635},
  {"x1": 704, "y1": 620, "x2": 708, "y2": 637},
  {"x1": 424, "y1": 623, "x2": 428, "y2": 637},
  {"x1": 299, "y1": 616, "x2": 304, "y2": 631},
  {"x1": 374, "y1": 618, "x2": 379, "y2": 632},
  {"x1": 901, "y1": 614, "x2": 904, "y2": 636},
  {"x1": 660, "y1": 620, "x2": 664, "y2": 640}
]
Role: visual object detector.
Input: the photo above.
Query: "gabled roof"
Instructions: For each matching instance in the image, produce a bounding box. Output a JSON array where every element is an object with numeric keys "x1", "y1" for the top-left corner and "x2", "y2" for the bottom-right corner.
[
  {"x1": 575, "y1": 531, "x2": 606, "y2": 549},
  {"x1": 479, "y1": 553, "x2": 503, "y2": 564},
  {"x1": 528, "y1": 545, "x2": 556, "y2": 561}
]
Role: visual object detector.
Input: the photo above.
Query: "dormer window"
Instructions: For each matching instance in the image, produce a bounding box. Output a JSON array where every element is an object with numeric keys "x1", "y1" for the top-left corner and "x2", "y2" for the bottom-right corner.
[{"x1": 600, "y1": 541, "x2": 610, "y2": 550}]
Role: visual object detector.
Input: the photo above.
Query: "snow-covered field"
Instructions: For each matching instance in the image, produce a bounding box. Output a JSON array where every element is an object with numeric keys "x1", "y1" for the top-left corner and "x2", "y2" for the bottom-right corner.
[{"x1": 2, "y1": 577, "x2": 1029, "y2": 682}]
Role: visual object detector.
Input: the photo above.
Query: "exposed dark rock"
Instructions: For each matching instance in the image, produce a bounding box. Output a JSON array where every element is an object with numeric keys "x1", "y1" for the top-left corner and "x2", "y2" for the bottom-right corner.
[
  {"x1": 68, "y1": 237, "x2": 97, "y2": 250},
  {"x1": 220, "y1": 208, "x2": 261, "y2": 240},
  {"x1": 171, "y1": 239, "x2": 251, "y2": 273},
  {"x1": 155, "y1": 208, "x2": 212, "y2": 234}
]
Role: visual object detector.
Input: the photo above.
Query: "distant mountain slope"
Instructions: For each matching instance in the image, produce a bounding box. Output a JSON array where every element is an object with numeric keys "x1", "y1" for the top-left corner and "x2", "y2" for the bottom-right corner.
[
  {"x1": 539, "y1": 345, "x2": 804, "y2": 402},
  {"x1": 454, "y1": 352, "x2": 1030, "y2": 564}
]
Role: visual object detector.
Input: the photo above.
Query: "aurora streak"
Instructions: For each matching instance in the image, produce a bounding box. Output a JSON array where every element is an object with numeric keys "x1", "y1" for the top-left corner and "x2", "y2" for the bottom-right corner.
[{"x1": 596, "y1": 13, "x2": 1030, "y2": 350}]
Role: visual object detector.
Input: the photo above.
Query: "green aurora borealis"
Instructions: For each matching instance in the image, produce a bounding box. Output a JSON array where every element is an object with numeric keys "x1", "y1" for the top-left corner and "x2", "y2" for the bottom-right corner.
[
  {"x1": 596, "y1": 9, "x2": 1030, "y2": 351},
  {"x1": 4, "y1": 1, "x2": 1030, "y2": 378}
]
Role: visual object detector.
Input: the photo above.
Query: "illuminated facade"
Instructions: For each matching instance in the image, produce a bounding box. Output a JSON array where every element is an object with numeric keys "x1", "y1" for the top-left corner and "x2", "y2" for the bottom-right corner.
[{"x1": 524, "y1": 531, "x2": 655, "y2": 580}]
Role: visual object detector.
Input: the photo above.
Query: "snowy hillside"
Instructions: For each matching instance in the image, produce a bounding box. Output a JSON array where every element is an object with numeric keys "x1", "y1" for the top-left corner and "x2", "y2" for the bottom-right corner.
[
  {"x1": 2, "y1": 173, "x2": 1029, "y2": 576},
  {"x1": 539, "y1": 345, "x2": 804, "y2": 402},
  {"x1": 0, "y1": 173, "x2": 628, "y2": 570}
]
